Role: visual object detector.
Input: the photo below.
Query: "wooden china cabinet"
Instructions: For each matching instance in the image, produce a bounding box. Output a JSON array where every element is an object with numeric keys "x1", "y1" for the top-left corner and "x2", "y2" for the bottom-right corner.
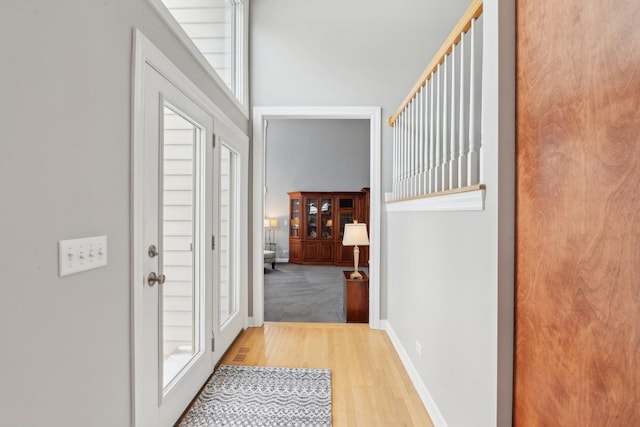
[{"x1": 288, "y1": 189, "x2": 369, "y2": 267}]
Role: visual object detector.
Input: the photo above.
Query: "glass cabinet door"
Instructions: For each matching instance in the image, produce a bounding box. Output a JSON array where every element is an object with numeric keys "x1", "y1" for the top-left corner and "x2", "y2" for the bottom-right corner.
[
  {"x1": 306, "y1": 198, "x2": 318, "y2": 238},
  {"x1": 338, "y1": 196, "x2": 355, "y2": 239},
  {"x1": 339, "y1": 213, "x2": 354, "y2": 239},
  {"x1": 290, "y1": 198, "x2": 300, "y2": 237},
  {"x1": 320, "y1": 198, "x2": 333, "y2": 239},
  {"x1": 339, "y1": 197, "x2": 354, "y2": 209}
]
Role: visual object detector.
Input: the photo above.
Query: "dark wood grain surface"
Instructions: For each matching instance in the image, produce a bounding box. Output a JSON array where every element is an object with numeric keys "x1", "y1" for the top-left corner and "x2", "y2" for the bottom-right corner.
[
  {"x1": 344, "y1": 271, "x2": 369, "y2": 323},
  {"x1": 515, "y1": 0, "x2": 640, "y2": 424}
]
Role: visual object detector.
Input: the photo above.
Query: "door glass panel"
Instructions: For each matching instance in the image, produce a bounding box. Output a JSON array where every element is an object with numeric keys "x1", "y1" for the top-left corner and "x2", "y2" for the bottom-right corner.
[
  {"x1": 161, "y1": 105, "x2": 201, "y2": 390},
  {"x1": 219, "y1": 144, "x2": 238, "y2": 326},
  {"x1": 306, "y1": 198, "x2": 318, "y2": 238},
  {"x1": 321, "y1": 198, "x2": 333, "y2": 239}
]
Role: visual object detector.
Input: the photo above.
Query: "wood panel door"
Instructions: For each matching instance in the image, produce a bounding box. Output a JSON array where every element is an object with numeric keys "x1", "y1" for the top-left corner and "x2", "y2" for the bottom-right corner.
[
  {"x1": 319, "y1": 242, "x2": 334, "y2": 263},
  {"x1": 289, "y1": 240, "x2": 301, "y2": 263},
  {"x1": 515, "y1": 0, "x2": 640, "y2": 425},
  {"x1": 302, "y1": 242, "x2": 320, "y2": 263}
]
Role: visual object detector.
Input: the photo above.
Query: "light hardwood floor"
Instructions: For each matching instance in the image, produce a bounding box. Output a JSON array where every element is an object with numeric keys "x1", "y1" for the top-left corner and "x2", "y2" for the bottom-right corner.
[{"x1": 220, "y1": 322, "x2": 433, "y2": 427}]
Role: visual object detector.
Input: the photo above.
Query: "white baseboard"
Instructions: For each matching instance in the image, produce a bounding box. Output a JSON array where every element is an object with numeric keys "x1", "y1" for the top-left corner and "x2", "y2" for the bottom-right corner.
[{"x1": 381, "y1": 320, "x2": 448, "y2": 427}]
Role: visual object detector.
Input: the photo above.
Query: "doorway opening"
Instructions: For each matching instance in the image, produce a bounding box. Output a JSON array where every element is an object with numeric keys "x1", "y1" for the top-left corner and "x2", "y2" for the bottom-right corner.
[
  {"x1": 263, "y1": 119, "x2": 370, "y2": 323},
  {"x1": 252, "y1": 106, "x2": 382, "y2": 329}
]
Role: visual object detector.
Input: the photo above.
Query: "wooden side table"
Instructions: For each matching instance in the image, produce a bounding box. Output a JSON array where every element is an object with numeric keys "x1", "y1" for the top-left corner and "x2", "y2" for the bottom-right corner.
[{"x1": 343, "y1": 271, "x2": 369, "y2": 323}]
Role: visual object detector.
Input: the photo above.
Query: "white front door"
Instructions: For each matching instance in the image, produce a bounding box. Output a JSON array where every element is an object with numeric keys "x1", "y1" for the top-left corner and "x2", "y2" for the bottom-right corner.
[{"x1": 138, "y1": 64, "x2": 217, "y2": 427}]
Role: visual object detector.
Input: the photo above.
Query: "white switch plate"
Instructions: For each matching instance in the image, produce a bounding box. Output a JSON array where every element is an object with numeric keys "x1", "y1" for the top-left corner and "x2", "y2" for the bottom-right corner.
[
  {"x1": 58, "y1": 236, "x2": 107, "y2": 277},
  {"x1": 415, "y1": 340, "x2": 423, "y2": 357}
]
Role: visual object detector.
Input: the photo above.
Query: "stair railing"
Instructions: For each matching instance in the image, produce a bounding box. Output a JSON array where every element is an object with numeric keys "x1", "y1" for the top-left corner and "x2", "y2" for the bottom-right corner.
[{"x1": 388, "y1": 0, "x2": 484, "y2": 202}]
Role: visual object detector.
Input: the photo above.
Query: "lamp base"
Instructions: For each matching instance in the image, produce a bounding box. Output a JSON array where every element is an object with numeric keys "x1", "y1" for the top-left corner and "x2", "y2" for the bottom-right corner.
[
  {"x1": 350, "y1": 270, "x2": 363, "y2": 279},
  {"x1": 351, "y1": 245, "x2": 362, "y2": 279}
]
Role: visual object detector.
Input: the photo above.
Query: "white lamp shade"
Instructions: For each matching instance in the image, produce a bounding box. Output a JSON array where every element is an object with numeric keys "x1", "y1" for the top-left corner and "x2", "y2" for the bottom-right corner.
[
  {"x1": 269, "y1": 218, "x2": 279, "y2": 228},
  {"x1": 342, "y1": 223, "x2": 369, "y2": 246}
]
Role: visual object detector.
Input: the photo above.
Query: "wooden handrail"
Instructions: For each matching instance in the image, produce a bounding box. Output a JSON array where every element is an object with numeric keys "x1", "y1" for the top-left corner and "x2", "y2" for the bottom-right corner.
[
  {"x1": 386, "y1": 184, "x2": 485, "y2": 204},
  {"x1": 388, "y1": 0, "x2": 483, "y2": 127}
]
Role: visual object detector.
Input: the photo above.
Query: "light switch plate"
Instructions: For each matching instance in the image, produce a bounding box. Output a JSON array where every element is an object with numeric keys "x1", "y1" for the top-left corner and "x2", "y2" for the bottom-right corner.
[{"x1": 58, "y1": 236, "x2": 107, "y2": 277}]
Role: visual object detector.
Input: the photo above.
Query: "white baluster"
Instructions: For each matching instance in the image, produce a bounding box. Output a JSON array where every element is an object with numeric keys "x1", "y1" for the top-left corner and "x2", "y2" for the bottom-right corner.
[
  {"x1": 396, "y1": 114, "x2": 401, "y2": 199},
  {"x1": 442, "y1": 55, "x2": 450, "y2": 191},
  {"x1": 408, "y1": 108, "x2": 412, "y2": 198},
  {"x1": 429, "y1": 74, "x2": 436, "y2": 194},
  {"x1": 403, "y1": 108, "x2": 408, "y2": 198},
  {"x1": 393, "y1": 119, "x2": 398, "y2": 199},
  {"x1": 413, "y1": 92, "x2": 420, "y2": 196},
  {"x1": 391, "y1": 121, "x2": 395, "y2": 199},
  {"x1": 409, "y1": 100, "x2": 416, "y2": 197},
  {"x1": 400, "y1": 112, "x2": 405, "y2": 198},
  {"x1": 397, "y1": 116, "x2": 402, "y2": 198},
  {"x1": 398, "y1": 116, "x2": 402, "y2": 199},
  {"x1": 397, "y1": 113, "x2": 402, "y2": 199},
  {"x1": 418, "y1": 86, "x2": 425, "y2": 195},
  {"x1": 405, "y1": 106, "x2": 410, "y2": 198},
  {"x1": 449, "y1": 42, "x2": 459, "y2": 190},
  {"x1": 468, "y1": 18, "x2": 479, "y2": 186},
  {"x1": 402, "y1": 106, "x2": 407, "y2": 199},
  {"x1": 476, "y1": 15, "x2": 484, "y2": 185},
  {"x1": 423, "y1": 82, "x2": 430, "y2": 194},
  {"x1": 435, "y1": 67, "x2": 442, "y2": 191},
  {"x1": 414, "y1": 95, "x2": 420, "y2": 196},
  {"x1": 458, "y1": 30, "x2": 468, "y2": 188}
]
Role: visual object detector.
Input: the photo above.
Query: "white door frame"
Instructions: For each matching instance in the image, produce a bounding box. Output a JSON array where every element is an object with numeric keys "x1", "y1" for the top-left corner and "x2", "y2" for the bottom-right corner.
[
  {"x1": 131, "y1": 29, "x2": 249, "y2": 426},
  {"x1": 252, "y1": 106, "x2": 382, "y2": 329}
]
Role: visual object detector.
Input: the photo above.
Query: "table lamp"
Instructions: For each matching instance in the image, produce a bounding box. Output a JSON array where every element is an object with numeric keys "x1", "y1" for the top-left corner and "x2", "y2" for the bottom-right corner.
[
  {"x1": 342, "y1": 221, "x2": 369, "y2": 279},
  {"x1": 267, "y1": 218, "x2": 278, "y2": 244}
]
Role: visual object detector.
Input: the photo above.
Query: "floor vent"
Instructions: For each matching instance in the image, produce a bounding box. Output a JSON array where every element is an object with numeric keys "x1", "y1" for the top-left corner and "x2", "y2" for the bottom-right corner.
[
  {"x1": 238, "y1": 347, "x2": 250, "y2": 354},
  {"x1": 233, "y1": 354, "x2": 247, "y2": 362}
]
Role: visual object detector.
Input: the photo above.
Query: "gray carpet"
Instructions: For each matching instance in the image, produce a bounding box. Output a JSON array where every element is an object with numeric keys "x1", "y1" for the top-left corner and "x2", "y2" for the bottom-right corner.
[{"x1": 264, "y1": 263, "x2": 352, "y2": 323}]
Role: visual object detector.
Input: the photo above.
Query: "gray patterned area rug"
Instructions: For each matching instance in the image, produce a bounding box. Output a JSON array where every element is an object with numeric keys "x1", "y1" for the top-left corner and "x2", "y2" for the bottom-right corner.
[{"x1": 179, "y1": 365, "x2": 332, "y2": 427}]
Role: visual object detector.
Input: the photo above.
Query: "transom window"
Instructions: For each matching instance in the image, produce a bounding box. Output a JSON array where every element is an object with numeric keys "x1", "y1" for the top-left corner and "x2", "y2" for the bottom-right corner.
[{"x1": 151, "y1": 0, "x2": 247, "y2": 111}]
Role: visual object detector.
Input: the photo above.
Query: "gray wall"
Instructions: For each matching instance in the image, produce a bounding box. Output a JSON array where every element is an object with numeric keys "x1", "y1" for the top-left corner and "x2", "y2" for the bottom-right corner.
[
  {"x1": 252, "y1": 1, "x2": 514, "y2": 426},
  {"x1": 0, "y1": 1, "x2": 247, "y2": 425},
  {"x1": 265, "y1": 119, "x2": 370, "y2": 258},
  {"x1": 251, "y1": 0, "x2": 471, "y2": 320}
]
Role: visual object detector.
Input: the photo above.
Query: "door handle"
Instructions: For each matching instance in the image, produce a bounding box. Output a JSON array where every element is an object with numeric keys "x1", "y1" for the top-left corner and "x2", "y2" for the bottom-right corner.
[
  {"x1": 148, "y1": 244, "x2": 159, "y2": 258},
  {"x1": 147, "y1": 272, "x2": 166, "y2": 286}
]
